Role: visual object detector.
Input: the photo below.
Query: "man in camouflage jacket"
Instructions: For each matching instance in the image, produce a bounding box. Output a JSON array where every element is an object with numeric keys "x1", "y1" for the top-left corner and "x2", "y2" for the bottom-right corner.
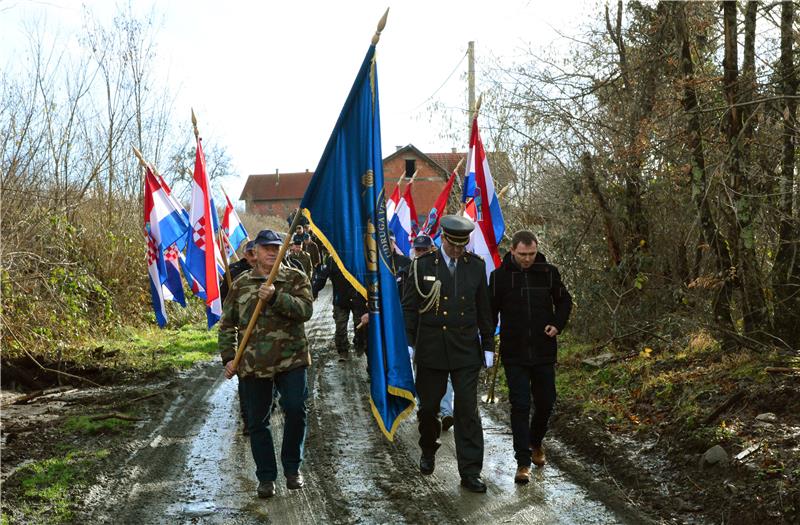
[{"x1": 219, "y1": 229, "x2": 314, "y2": 499}]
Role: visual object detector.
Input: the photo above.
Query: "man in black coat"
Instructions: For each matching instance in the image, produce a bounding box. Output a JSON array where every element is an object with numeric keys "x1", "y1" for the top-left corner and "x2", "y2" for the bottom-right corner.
[
  {"x1": 489, "y1": 230, "x2": 572, "y2": 484},
  {"x1": 402, "y1": 215, "x2": 495, "y2": 493}
]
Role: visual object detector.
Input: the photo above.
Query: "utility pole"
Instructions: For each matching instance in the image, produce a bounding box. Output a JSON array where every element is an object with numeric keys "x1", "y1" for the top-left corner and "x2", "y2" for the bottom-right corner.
[{"x1": 467, "y1": 40, "x2": 475, "y2": 135}]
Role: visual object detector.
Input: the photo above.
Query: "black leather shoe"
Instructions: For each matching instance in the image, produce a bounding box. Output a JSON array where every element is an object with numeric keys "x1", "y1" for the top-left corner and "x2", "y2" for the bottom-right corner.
[
  {"x1": 441, "y1": 415, "x2": 454, "y2": 432},
  {"x1": 460, "y1": 476, "x2": 487, "y2": 493},
  {"x1": 257, "y1": 481, "x2": 275, "y2": 498},
  {"x1": 419, "y1": 455, "x2": 435, "y2": 475},
  {"x1": 286, "y1": 472, "x2": 305, "y2": 490}
]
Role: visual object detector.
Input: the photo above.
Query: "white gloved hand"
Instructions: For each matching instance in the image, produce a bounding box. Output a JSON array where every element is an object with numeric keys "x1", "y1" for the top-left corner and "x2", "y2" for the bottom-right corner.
[{"x1": 484, "y1": 351, "x2": 495, "y2": 368}]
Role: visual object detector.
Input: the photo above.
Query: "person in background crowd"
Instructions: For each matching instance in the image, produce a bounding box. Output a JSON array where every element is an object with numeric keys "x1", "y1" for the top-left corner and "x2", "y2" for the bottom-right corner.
[
  {"x1": 312, "y1": 255, "x2": 367, "y2": 361},
  {"x1": 287, "y1": 234, "x2": 313, "y2": 281}
]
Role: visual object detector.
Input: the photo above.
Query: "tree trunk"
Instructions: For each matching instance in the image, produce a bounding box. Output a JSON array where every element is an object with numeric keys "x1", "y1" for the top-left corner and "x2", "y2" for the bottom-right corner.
[
  {"x1": 772, "y1": 0, "x2": 800, "y2": 350},
  {"x1": 673, "y1": 2, "x2": 736, "y2": 341},
  {"x1": 581, "y1": 152, "x2": 622, "y2": 267},
  {"x1": 723, "y1": 0, "x2": 768, "y2": 335}
]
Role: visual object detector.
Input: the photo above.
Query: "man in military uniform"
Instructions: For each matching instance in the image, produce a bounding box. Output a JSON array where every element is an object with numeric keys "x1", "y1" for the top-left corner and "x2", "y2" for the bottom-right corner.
[
  {"x1": 302, "y1": 226, "x2": 322, "y2": 268},
  {"x1": 312, "y1": 255, "x2": 367, "y2": 360},
  {"x1": 402, "y1": 215, "x2": 495, "y2": 493},
  {"x1": 219, "y1": 229, "x2": 314, "y2": 499},
  {"x1": 287, "y1": 234, "x2": 313, "y2": 280}
]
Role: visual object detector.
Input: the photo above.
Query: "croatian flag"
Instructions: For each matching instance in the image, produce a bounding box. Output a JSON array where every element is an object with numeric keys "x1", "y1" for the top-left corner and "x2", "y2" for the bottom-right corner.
[
  {"x1": 145, "y1": 233, "x2": 168, "y2": 327},
  {"x1": 386, "y1": 184, "x2": 401, "y2": 223},
  {"x1": 144, "y1": 167, "x2": 189, "y2": 251},
  {"x1": 154, "y1": 171, "x2": 190, "y2": 251},
  {"x1": 162, "y1": 245, "x2": 186, "y2": 307},
  {"x1": 389, "y1": 183, "x2": 418, "y2": 256},
  {"x1": 462, "y1": 117, "x2": 505, "y2": 280},
  {"x1": 422, "y1": 170, "x2": 456, "y2": 243},
  {"x1": 221, "y1": 190, "x2": 248, "y2": 257},
  {"x1": 185, "y1": 137, "x2": 223, "y2": 328}
]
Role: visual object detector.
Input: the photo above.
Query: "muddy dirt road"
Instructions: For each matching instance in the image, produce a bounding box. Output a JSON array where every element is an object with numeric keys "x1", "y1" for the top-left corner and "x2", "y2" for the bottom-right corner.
[{"x1": 86, "y1": 287, "x2": 636, "y2": 524}]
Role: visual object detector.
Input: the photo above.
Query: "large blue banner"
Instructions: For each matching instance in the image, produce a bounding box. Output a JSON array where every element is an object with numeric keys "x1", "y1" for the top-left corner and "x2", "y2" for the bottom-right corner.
[{"x1": 300, "y1": 44, "x2": 416, "y2": 440}]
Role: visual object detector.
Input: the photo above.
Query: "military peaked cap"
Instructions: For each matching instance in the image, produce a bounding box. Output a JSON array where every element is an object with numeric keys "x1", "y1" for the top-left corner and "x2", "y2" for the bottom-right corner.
[{"x1": 440, "y1": 215, "x2": 474, "y2": 246}]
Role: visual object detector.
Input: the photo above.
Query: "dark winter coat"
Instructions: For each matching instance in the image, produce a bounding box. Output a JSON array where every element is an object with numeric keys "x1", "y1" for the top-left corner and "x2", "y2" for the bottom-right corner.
[
  {"x1": 312, "y1": 255, "x2": 366, "y2": 315},
  {"x1": 489, "y1": 252, "x2": 572, "y2": 366},
  {"x1": 392, "y1": 252, "x2": 412, "y2": 296}
]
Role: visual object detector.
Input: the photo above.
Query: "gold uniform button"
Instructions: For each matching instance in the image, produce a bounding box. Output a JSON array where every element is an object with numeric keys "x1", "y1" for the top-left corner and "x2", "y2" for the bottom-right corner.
[
  {"x1": 442, "y1": 326, "x2": 448, "y2": 331},
  {"x1": 443, "y1": 311, "x2": 448, "y2": 316},
  {"x1": 443, "y1": 296, "x2": 448, "y2": 301}
]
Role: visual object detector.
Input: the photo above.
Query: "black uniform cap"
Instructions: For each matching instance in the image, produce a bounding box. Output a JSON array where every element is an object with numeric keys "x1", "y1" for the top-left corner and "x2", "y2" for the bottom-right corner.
[
  {"x1": 291, "y1": 234, "x2": 304, "y2": 245},
  {"x1": 440, "y1": 215, "x2": 474, "y2": 246}
]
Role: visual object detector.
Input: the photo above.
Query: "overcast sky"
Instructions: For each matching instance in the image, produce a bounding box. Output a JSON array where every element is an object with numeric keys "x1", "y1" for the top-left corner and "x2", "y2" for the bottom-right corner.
[{"x1": 1, "y1": 0, "x2": 592, "y2": 200}]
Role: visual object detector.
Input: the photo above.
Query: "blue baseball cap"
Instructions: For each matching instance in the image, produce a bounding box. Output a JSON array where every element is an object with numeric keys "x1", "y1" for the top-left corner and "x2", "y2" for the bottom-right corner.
[
  {"x1": 413, "y1": 235, "x2": 433, "y2": 249},
  {"x1": 244, "y1": 240, "x2": 256, "y2": 252},
  {"x1": 254, "y1": 229, "x2": 283, "y2": 246}
]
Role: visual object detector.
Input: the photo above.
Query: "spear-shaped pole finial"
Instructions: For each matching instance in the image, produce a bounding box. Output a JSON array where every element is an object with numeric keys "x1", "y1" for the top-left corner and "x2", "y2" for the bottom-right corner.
[
  {"x1": 191, "y1": 108, "x2": 199, "y2": 139},
  {"x1": 475, "y1": 93, "x2": 483, "y2": 117},
  {"x1": 372, "y1": 8, "x2": 390, "y2": 45},
  {"x1": 132, "y1": 145, "x2": 147, "y2": 168}
]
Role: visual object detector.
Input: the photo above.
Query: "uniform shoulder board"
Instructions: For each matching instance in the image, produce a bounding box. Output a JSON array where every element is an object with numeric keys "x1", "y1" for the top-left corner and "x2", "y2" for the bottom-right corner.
[
  {"x1": 465, "y1": 251, "x2": 484, "y2": 261},
  {"x1": 417, "y1": 251, "x2": 436, "y2": 261}
]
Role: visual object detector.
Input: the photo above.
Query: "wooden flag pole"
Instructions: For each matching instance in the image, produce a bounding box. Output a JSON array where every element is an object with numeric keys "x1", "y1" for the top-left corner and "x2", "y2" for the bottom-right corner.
[
  {"x1": 460, "y1": 94, "x2": 483, "y2": 215},
  {"x1": 231, "y1": 212, "x2": 304, "y2": 372}
]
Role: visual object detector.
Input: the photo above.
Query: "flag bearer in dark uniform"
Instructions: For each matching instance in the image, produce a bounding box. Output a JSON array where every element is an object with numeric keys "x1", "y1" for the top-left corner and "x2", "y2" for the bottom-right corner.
[{"x1": 402, "y1": 215, "x2": 495, "y2": 493}]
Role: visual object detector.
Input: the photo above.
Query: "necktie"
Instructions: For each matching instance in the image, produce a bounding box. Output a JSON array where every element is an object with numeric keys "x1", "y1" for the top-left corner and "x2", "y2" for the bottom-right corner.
[{"x1": 448, "y1": 258, "x2": 456, "y2": 276}]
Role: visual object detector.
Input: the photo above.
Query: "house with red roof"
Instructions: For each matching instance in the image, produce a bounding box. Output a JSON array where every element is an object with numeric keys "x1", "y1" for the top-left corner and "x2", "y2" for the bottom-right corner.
[{"x1": 239, "y1": 145, "x2": 515, "y2": 224}]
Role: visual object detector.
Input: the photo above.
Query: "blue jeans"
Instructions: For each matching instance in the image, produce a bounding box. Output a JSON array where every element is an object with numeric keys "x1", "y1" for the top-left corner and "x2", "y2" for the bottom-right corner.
[
  {"x1": 240, "y1": 367, "x2": 308, "y2": 482},
  {"x1": 503, "y1": 363, "x2": 556, "y2": 467},
  {"x1": 440, "y1": 378, "x2": 454, "y2": 417}
]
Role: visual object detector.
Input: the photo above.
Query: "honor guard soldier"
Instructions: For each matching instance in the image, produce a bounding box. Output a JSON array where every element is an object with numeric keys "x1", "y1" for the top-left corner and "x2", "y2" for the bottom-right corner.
[{"x1": 402, "y1": 215, "x2": 495, "y2": 493}]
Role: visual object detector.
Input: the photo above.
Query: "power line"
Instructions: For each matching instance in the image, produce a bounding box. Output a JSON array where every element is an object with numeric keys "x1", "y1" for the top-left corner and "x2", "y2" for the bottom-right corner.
[{"x1": 409, "y1": 48, "x2": 468, "y2": 112}]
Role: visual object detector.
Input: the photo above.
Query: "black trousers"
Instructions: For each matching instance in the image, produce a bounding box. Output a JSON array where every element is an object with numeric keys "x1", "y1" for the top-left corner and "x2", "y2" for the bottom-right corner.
[
  {"x1": 416, "y1": 364, "x2": 483, "y2": 478},
  {"x1": 504, "y1": 362, "x2": 556, "y2": 467}
]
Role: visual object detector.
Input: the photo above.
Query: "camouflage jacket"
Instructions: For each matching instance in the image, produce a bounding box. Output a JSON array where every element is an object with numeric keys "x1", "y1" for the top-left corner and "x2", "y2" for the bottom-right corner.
[
  {"x1": 287, "y1": 250, "x2": 313, "y2": 280},
  {"x1": 218, "y1": 264, "x2": 314, "y2": 378}
]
